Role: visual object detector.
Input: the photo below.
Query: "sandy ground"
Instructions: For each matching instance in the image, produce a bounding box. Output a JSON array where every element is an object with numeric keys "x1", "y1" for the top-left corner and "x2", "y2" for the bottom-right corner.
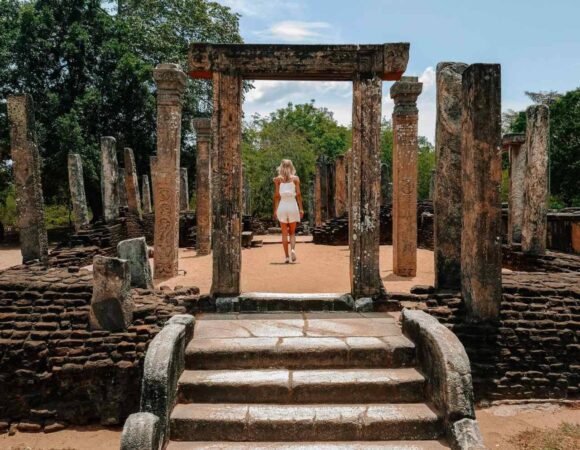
[
  {"x1": 159, "y1": 236, "x2": 435, "y2": 294},
  {"x1": 1, "y1": 404, "x2": 578, "y2": 449},
  {"x1": 0, "y1": 245, "x2": 22, "y2": 271}
]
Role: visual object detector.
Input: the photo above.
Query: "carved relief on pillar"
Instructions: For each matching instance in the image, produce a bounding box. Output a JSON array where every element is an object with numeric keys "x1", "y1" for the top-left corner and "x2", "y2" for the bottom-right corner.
[
  {"x1": 192, "y1": 117, "x2": 212, "y2": 255},
  {"x1": 391, "y1": 76, "x2": 422, "y2": 278},
  {"x1": 152, "y1": 63, "x2": 187, "y2": 280}
]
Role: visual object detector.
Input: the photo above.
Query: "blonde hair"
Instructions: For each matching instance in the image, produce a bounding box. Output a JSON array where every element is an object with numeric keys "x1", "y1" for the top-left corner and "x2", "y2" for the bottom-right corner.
[{"x1": 277, "y1": 159, "x2": 296, "y2": 181}]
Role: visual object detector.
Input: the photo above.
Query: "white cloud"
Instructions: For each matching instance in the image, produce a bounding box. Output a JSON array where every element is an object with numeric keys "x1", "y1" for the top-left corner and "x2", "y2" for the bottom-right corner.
[
  {"x1": 218, "y1": 0, "x2": 301, "y2": 17},
  {"x1": 243, "y1": 67, "x2": 438, "y2": 143},
  {"x1": 255, "y1": 21, "x2": 333, "y2": 43}
]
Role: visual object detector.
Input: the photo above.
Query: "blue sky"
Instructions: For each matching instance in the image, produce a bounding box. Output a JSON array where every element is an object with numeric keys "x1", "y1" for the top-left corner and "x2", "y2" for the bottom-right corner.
[{"x1": 217, "y1": 0, "x2": 580, "y2": 142}]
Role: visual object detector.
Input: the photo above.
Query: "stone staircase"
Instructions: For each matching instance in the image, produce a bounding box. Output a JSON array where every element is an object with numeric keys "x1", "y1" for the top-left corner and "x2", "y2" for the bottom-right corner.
[{"x1": 164, "y1": 313, "x2": 450, "y2": 449}]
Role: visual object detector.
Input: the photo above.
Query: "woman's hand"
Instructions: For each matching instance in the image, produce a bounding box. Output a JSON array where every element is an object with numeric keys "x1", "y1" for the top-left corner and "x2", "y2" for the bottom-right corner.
[
  {"x1": 299, "y1": 210, "x2": 304, "y2": 219},
  {"x1": 273, "y1": 212, "x2": 277, "y2": 221}
]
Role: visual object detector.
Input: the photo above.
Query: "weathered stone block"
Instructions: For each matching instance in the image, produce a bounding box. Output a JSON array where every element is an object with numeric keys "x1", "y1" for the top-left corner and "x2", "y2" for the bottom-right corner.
[
  {"x1": 100, "y1": 137, "x2": 120, "y2": 223},
  {"x1": 117, "y1": 237, "x2": 153, "y2": 289},
  {"x1": 522, "y1": 104, "x2": 549, "y2": 255},
  {"x1": 141, "y1": 174, "x2": 152, "y2": 214},
  {"x1": 192, "y1": 117, "x2": 212, "y2": 256},
  {"x1": 7, "y1": 94, "x2": 49, "y2": 264},
  {"x1": 434, "y1": 62, "x2": 467, "y2": 290},
  {"x1": 460, "y1": 64, "x2": 502, "y2": 321},
  {"x1": 90, "y1": 256, "x2": 133, "y2": 331},
  {"x1": 179, "y1": 167, "x2": 189, "y2": 211},
  {"x1": 67, "y1": 153, "x2": 90, "y2": 232},
  {"x1": 124, "y1": 147, "x2": 142, "y2": 219}
]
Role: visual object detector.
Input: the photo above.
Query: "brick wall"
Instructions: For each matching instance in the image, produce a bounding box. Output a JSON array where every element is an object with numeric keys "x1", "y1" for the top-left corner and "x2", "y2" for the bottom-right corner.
[{"x1": 0, "y1": 265, "x2": 197, "y2": 431}]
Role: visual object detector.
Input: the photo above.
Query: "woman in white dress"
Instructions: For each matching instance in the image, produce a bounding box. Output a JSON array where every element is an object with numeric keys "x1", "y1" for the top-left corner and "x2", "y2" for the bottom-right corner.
[{"x1": 273, "y1": 159, "x2": 304, "y2": 263}]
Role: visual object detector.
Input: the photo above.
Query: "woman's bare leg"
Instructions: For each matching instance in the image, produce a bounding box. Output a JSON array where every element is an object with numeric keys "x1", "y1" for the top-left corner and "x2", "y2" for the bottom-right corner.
[
  {"x1": 280, "y1": 222, "x2": 290, "y2": 258},
  {"x1": 289, "y1": 222, "x2": 297, "y2": 251}
]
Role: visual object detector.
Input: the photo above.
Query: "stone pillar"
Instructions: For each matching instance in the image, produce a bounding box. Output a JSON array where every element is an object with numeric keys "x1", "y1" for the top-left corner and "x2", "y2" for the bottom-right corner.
[
  {"x1": 101, "y1": 136, "x2": 120, "y2": 223},
  {"x1": 314, "y1": 162, "x2": 323, "y2": 227},
  {"x1": 124, "y1": 147, "x2": 142, "y2": 219},
  {"x1": 90, "y1": 255, "x2": 133, "y2": 332},
  {"x1": 461, "y1": 64, "x2": 502, "y2": 321},
  {"x1": 211, "y1": 71, "x2": 243, "y2": 296},
  {"x1": 334, "y1": 155, "x2": 347, "y2": 217},
  {"x1": 428, "y1": 169, "x2": 436, "y2": 200},
  {"x1": 350, "y1": 74, "x2": 383, "y2": 298},
  {"x1": 67, "y1": 153, "x2": 90, "y2": 232},
  {"x1": 118, "y1": 237, "x2": 153, "y2": 289},
  {"x1": 391, "y1": 76, "x2": 422, "y2": 277},
  {"x1": 503, "y1": 133, "x2": 526, "y2": 245},
  {"x1": 308, "y1": 179, "x2": 315, "y2": 226},
  {"x1": 152, "y1": 63, "x2": 187, "y2": 280},
  {"x1": 118, "y1": 169, "x2": 128, "y2": 208},
  {"x1": 522, "y1": 105, "x2": 549, "y2": 255},
  {"x1": 380, "y1": 163, "x2": 390, "y2": 206},
  {"x1": 7, "y1": 95, "x2": 48, "y2": 264},
  {"x1": 434, "y1": 62, "x2": 468, "y2": 290},
  {"x1": 192, "y1": 117, "x2": 212, "y2": 255},
  {"x1": 179, "y1": 168, "x2": 189, "y2": 211},
  {"x1": 141, "y1": 174, "x2": 152, "y2": 214},
  {"x1": 326, "y1": 160, "x2": 335, "y2": 219}
]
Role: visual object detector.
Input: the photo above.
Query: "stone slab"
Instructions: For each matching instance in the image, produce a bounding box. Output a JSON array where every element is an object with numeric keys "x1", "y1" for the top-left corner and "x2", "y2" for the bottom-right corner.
[
  {"x1": 170, "y1": 403, "x2": 442, "y2": 441},
  {"x1": 178, "y1": 368, "x2": 425, "y2": 404},
  {"x1": 166, "y1": 441, "x2": 450, "y2": 449}
]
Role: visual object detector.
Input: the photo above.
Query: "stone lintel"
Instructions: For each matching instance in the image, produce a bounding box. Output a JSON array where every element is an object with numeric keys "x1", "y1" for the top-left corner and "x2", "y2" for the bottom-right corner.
[{"x1": 188, "y1": 43, "x2": 409, "y2": 81}]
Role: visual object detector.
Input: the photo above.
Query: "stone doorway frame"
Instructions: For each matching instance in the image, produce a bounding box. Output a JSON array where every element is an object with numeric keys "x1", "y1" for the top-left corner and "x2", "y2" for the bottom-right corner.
[{"x1": 187, "y1": 43, "x2": 410, "y2": 297}]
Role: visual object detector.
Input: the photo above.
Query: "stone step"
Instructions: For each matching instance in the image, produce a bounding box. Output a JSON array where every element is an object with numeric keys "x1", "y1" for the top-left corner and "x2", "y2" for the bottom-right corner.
[
  {"x1": 170, "y1": 403, "x2": 442, "y2": 442},
  {"x1": 166, "y1": 440, "x2": 450, "y2": 449},
  {"x1": 185, "y1": 336, "x2": 416, "y2": 370},
  {"x1": 218, "y1": 292, "x2": 354, "y2": 313},
  {"x1": 178, "y1": 368, "x2": 425, "y2": 404}
]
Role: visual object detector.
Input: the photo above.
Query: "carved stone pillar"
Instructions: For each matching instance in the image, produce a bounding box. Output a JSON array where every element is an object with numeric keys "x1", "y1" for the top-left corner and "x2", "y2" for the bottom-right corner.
[
  {"x1": 522, "y1": 105, "x2": 549, "y2": 255},
  {"x1": 124, "y1": 147, "x2": 142, "y2": 220},
  {"x1": 152, "y1": 63, "x2": 187, "y2": 280},
  {"x1": 7, "y1": 94, "x2": 48, "y2": 264},
  {"x1": 141, "y1": 174, "x2": 152, "y2": 214},
  {"x1": 334, "y1": 155, "x2": 347, "y2": 217},
  {"x1": 391, "y1": 76, "x2": 422, "y2": 277},
  {"x1": 461, "y1": 64, "x2": 502, "y2": 321},
  {"x1": 434, "y1": 62, "x2": 467, "y2": 290},
  {"x1": 192, "y1": 117, "x2": 212, "y2": 255},
  {"x1": 211, "y1": 71, "x2": 243, "y2": 296},
  {"x1": 67, "y1": 153, "x2": 90, "y2": 231},
  {"x1": 179, "y1": 168, "x2": 189, "y2": 211},
  {"x1": 326, "y1": 160, "x2": 335, "y2": 219},
  {"x1": 503, "y1": 133, "x2": 526, "y2": 245},
  {"x1": 350, "y1": 74, "x2": 383, "y2": 298},
  {"x1": 101, "y1": 137, "x2": 120, "y2": 223}
]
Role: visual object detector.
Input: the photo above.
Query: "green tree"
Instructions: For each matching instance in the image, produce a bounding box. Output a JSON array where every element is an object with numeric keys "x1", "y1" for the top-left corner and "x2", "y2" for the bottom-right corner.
[
  {"x1": 417, "y1": 136, "x2": 435, "y2": 200},
  {"x1": 242, "y1": 102, "x2": 351, "y2": 217},
  {"x1": 0, "y1": 0, "x2": 242, "y2": 220}
]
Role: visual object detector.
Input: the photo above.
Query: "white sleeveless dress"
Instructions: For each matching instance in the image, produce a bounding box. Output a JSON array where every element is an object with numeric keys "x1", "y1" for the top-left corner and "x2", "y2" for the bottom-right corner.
[{"x1": 277, "y1": 179, "x2": 301, "y2": 223}]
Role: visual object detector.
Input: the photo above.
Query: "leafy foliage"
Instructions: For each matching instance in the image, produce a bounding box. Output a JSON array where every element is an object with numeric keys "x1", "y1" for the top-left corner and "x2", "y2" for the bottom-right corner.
[
  {"x1": 0, "y1": 0, "x2": 242, "y2": 220},
  {"x1": 242, "y1": 102, "x2": 350, "y2": 218}
]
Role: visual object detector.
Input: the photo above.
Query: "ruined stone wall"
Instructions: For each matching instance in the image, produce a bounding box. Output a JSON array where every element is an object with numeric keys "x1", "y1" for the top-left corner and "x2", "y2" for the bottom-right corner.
[
  {"x1": 0, "y1": 265, "x2": 196, "y2": 430},
  {"x1": 402, "y1": 271, "x2": 580, "y2": 401}
]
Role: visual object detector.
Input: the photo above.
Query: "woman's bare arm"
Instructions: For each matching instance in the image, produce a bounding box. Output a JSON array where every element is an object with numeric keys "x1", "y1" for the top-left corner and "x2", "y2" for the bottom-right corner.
[
  {"x1": 273, "y1": 177, "x2": 281, "y2": 219},
  {"x1": 294, "y1": 177, "x2": 304, "y2": 218}
]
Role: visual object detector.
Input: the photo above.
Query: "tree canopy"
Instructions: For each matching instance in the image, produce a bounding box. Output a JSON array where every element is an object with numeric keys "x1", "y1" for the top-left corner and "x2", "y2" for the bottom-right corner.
[{"x1": 0, "y1": 0, "x2": 242, "y2": 220}]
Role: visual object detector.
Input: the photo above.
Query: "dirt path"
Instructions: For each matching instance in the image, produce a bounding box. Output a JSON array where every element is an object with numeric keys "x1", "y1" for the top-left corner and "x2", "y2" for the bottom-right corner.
[
  {"x1": 160, "y1": 240, "x2": 435, "y2": 294},
  {"x1": 2, "y1": 404, "x2": 577, "y2": 449}
]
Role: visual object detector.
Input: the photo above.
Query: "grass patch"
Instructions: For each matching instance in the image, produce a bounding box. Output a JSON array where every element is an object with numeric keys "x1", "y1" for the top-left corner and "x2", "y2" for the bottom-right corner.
[{"x1": 509, "y1": 422, "x2": 580, "y2": 450}]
